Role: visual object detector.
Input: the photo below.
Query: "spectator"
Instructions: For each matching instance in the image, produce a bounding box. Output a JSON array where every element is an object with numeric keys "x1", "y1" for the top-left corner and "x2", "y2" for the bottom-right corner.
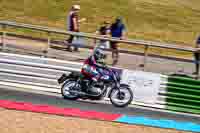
[
  {"x1": 110, "y1": 17, "x2": 126, "y2": 66},
  {"x1": 65, "y1": 5, "x2": 85, "y2": 52},
  {"x1": 193, "y1": 35, "x2": 200, "y2": 75},
  {"x1": 94, "y1": 21, "x2": 110, "y2": 49}
]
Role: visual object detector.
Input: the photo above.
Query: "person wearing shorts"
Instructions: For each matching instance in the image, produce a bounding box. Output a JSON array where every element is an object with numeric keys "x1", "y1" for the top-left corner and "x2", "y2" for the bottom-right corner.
[
  {"x1": 65, "y1": 5, "x2": 86, "y2": 52},
  {"x1": 110, "y1": 17, "x2": 126, "y2": 66},
  {"x1": 65, "y1": 5, "x2": 80, "y2": 52}
]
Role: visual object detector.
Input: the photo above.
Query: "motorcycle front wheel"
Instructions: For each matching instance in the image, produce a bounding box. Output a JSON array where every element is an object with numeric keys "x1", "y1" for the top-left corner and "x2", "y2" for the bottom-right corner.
[
  {"x1": 109, "y1": 85, "x2": 133, "y2": 107},
  {"x1": 61, "y1": 79, "x2": 79, "y2": 100}
]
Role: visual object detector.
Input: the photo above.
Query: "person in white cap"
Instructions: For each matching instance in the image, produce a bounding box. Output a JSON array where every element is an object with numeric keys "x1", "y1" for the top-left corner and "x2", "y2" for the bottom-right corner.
[{"x1": 65, "y1": 5, "x2": 86, "y2": 52}]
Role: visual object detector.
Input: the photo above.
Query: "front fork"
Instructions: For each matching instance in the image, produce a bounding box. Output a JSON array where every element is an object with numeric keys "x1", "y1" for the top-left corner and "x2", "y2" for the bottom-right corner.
[
  {"x1": 116, "y1": 82, "x2": 124, "y2": 99},
  {"x1": 108, "y1": 81, "x2": 120, "y2": 98}
]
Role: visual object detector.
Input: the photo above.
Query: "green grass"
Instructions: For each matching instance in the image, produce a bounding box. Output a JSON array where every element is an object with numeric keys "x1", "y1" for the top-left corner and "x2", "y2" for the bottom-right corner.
[{"x1": 0, "y1": 0, "x2": 200, "y2": 57}]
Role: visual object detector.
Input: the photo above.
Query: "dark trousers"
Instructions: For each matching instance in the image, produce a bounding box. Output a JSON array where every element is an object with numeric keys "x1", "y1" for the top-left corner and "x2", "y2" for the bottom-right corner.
[
  {"x1": 66, "y1": 35, "x2": 78, "y2": 51},
  {"x1": 110, "y1": 41, "x2": 119, "y2": 65},
  {"x1": 194, "y1": 53, "x2": 200, "y2": 74}
]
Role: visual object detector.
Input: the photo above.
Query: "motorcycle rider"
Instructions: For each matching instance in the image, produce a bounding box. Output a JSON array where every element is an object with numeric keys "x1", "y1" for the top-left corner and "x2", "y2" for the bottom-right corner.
[{"x1": 81, "y1": 48, "x2": 107, "y2": 93}]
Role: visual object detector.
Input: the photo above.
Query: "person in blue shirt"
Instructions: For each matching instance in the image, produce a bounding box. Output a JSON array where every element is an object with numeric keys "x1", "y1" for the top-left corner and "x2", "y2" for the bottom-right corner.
[
  {"x1": 110, "y1": 17, "x2": 126, "y2": 66},
  {"x1": 193, "y1": 36, "x2": 200, "y2": 75}
]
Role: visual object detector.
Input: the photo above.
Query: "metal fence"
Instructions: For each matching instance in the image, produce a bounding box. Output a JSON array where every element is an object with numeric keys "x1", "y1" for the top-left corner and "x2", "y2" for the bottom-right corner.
[{"x1": 0, "y1": 21, "x2": 199, "y2": 74}]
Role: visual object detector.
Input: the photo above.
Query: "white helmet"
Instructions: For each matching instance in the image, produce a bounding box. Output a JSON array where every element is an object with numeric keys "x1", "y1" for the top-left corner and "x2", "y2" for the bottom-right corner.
[{"x1": 72, "y1": 5, "x2": 80, "y2": 10}]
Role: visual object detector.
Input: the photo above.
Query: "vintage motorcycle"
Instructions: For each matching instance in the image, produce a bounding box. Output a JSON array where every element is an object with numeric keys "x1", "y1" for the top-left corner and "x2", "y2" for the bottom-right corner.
[{"x1": 57, "y1": 67, "x2": 133, "y2": 107}]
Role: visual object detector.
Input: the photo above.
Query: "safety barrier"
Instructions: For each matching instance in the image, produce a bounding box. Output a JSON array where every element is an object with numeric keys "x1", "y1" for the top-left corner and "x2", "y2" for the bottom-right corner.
[
  {"x1": 0, "y1": 52, "x2": 199, "y2": 115},
  {"x1": 0, "y1": 20, "x2": 200, "y2": 75}
]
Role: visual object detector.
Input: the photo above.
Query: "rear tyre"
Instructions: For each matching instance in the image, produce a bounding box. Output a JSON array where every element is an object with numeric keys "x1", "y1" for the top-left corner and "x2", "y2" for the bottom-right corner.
[{"x1": 61, "y1": 79, "x2": 79, "y2": 100}]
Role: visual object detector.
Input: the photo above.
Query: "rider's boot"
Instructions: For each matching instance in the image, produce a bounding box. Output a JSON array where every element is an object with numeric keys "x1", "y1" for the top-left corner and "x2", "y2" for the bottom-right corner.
[{"x1": 81, "y1": 80, "x2": 89, "y2": 93}]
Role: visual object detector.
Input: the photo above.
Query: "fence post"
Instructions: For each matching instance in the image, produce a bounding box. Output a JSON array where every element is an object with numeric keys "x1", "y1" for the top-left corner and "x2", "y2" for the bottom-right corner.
[
  {"x1": 43, "y1": 32, "x2": 51, "y2": 57},
  {"x1": 143, "y1": 45, "x2": 149, "y2": 71},
  {"x1": 1, "y1": 24, "x2": 7, "y2": 51},
  {"x1": 47, "y1": 32, "x2": 51, "y2": 50}
]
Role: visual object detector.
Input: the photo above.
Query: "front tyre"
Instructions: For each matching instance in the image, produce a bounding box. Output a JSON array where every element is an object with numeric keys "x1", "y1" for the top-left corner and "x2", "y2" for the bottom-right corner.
[
  {"x1": 61, "y1": 80, "x2": 79, "y2": 100},
  {"x1": 109, "y1": 85, "x2": 133, "y2": 107}
]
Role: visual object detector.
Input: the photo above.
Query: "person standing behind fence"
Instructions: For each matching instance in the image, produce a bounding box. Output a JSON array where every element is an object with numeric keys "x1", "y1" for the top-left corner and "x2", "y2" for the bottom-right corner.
[
  {"x1": 65, "y1": 5, "x2": 85, "y2": 52},
  {"x1": 110, "y1": 17, "x2": 126, "y2": 66},
  {"x1": 94, "y1": 21, "x2": 110, "y2": 49},
  {"x1": 193, "y1": 35, "x2": 200, "y2": 75}
]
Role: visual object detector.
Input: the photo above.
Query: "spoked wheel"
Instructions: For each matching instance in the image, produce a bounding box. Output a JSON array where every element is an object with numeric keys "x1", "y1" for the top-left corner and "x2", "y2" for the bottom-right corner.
[
  {"x1": 61, "y1": 80, "x2": 79, "y2": 100},
  {"x1": 109, "y1": 86, "x2": 133, "y2": 107}
]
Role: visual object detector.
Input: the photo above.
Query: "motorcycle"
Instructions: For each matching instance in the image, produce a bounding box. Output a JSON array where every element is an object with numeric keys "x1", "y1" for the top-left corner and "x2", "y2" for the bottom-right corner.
[{"x1": 57, "y1": 67, "x2": 133, "y2": 107}]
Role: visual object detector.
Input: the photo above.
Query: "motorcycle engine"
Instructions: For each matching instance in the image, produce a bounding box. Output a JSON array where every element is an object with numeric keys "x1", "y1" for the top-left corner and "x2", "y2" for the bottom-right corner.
[
  {"x1": 91, "y1": 86, "x2": 102, "y2": 94},
  {"x1": 91, "y1": 82, "x2": 104, "y2": 94}
]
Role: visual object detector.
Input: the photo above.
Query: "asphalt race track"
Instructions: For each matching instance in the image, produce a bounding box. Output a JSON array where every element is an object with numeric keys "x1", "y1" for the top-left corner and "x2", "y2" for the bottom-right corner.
[{"x1": 0, "y1": 85, "x2": 199, "y2": 124}]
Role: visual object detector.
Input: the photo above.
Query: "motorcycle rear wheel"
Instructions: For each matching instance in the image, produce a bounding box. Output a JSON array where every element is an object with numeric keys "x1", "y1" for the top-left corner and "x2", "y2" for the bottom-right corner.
[{"x1": 61, "y1": 79, "x2": 79, "y2": 100}]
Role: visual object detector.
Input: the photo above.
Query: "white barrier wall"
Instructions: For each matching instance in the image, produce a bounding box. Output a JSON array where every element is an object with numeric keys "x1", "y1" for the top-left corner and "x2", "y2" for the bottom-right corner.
[{"x1": 121, "y1": 69, "x2": 162, "y2": 104}]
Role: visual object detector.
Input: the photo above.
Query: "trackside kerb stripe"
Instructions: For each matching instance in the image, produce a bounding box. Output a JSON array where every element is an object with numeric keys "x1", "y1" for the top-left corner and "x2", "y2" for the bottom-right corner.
[
  {"x1": 116, "y1": 116, "x2": 200, "y2": 133},
  {"x1": 0, "y1": 99, "x2": 200, "y2": 132},
  {"x1": 0, "y1": 100, "x2": 121, "y2": 121}
]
